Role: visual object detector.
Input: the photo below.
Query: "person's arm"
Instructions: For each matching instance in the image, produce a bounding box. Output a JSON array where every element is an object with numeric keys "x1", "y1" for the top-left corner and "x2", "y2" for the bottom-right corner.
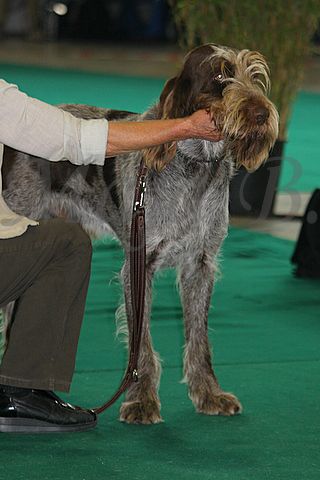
[
  {"x1": 0, "y1": 79, "x2": 221, "y2": 166},
  {"x1": 0, "y1": 79, "x2": 107, "y2": 166},
  {"x1": 105, "y1": 110, "x2": 222, "y2": 157}
]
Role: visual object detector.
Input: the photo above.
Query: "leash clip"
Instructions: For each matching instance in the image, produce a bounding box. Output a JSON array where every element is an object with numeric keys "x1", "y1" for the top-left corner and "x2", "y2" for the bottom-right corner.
[
  {"x1": 134, "y1": 176, "x2": 147, "y2": 212},
  {"x1": 132, "y1": 369, "x2": 139, "y2": 382}
]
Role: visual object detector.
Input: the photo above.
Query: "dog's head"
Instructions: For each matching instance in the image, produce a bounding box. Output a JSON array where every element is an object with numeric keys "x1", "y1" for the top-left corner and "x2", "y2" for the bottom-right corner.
[{"x1": 144, "y1": 44, "x2": 279, "y2": 172}]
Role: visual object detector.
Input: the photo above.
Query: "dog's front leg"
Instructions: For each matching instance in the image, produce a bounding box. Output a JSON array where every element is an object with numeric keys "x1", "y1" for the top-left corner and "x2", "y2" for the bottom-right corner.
[
  {"x1": 119, "y1": 260, "x2": 162, "y2": 424},
  {"x1": 179, "y1": 252, "x2": 242, "y2": 416}
]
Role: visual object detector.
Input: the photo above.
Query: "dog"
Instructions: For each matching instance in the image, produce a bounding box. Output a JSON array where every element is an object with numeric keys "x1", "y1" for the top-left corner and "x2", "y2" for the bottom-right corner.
[{"x1": 1, "y1": 44, "x2": 278, "y2": 423}]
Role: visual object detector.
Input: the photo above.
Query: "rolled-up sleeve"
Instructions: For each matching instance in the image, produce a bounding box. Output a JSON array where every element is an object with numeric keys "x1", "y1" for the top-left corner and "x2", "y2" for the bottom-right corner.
[{"x1": 0, "y1": 79, "x2": 108, "y2": 165}]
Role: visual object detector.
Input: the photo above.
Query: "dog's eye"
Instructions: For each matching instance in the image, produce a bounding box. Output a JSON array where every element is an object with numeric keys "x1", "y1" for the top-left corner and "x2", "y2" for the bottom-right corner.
[{"x1": 214, "y1": 73, "x2": 224, "y2": 82}]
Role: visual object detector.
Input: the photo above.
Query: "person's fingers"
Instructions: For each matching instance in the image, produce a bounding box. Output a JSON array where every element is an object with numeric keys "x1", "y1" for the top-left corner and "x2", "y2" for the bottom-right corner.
[{"x1": 187, "y1": 109, "x2": 223, "y2": 141}]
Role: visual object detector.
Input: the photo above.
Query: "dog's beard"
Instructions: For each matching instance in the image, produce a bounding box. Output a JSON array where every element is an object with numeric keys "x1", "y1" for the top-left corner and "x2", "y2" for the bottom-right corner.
[
  {"x1": 211, "y1": 85, "x2": 279, "y2": 171},
  {"x1": 226, "y1": 132, "x2": 276, "y2": 171}
]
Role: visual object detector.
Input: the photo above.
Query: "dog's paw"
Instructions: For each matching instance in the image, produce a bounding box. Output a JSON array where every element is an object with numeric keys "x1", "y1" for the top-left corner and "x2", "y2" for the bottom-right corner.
[
  {"x1": 119, "y1": 400, "x2": 163, "y2": 424},
  {"x1": 196, "y1": 392, "x2": 242, "y2": 416}
]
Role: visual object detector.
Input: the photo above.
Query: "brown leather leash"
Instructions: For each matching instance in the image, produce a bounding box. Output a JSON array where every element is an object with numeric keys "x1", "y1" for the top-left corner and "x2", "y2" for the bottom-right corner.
[{"x1": 92, "y1": 160, "x2": 148, "y2": 414}]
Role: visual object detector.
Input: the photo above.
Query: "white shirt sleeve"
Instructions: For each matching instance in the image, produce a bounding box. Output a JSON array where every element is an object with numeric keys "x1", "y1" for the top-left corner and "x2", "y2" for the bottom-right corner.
[{"x1": 0, "y1": 79, "x2": 108, "y2": 166}]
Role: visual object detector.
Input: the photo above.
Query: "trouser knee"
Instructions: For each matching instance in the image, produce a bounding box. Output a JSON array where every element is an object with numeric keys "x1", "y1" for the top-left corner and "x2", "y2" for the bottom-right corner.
[{"x1": 45, "y1": 219, "x2": 92, "y2": 266}]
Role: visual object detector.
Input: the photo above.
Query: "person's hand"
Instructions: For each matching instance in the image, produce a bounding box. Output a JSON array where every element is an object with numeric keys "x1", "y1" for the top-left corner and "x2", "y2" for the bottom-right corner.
[{"x1": 186, "y1": 109, "x2": 223, "y2": 142}]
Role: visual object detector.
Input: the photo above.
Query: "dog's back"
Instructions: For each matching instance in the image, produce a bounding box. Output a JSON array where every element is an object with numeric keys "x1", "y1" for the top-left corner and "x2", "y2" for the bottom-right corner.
[{"x1": 2, "y1": 106, "x2": 137, "y2": 241}]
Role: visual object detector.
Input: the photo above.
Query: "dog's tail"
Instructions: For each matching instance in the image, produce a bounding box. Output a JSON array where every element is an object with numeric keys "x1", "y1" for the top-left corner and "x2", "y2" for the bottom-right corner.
[
  {"x1": 115, "y1": 303, "x2": 129, "y2": 345},
  {"x1": 0, "y1": 302, "x2": 15, "y2": 357}
]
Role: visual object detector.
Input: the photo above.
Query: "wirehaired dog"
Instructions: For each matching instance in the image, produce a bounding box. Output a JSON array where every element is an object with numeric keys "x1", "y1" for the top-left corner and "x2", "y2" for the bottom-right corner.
[{"x1": 2, "y1": 44, "x2": 278, "y2": 423}]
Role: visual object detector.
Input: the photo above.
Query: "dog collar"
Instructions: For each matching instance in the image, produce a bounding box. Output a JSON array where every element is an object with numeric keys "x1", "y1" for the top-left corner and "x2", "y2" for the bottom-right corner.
[{"x1": 176, "y1": 149, "x2": 221, "y2": 175}]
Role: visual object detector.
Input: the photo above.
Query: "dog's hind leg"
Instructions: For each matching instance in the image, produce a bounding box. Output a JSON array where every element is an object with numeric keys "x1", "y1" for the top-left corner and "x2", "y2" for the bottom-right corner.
[
  {"x1": 178, "y1": 252, "x2": 242, "y2": 416},
  {"x1": 119, "y1": 259, "x2": 162, "y2": 424}
]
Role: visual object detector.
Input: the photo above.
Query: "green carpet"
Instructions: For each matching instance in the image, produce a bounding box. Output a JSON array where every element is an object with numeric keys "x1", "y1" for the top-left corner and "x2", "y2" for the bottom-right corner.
[
  {"x1": 1, "y1": 229, "x2": 320, "y2": 480},
  {"x1": 280, "y1": 91, "x2": 320, "y2": 192},
  {"x1": 0, "y1": 64, "x2": 320, "y2": 479},
  {"x1": 0, "y1": 63, "x2": 164, "y2": 113}
]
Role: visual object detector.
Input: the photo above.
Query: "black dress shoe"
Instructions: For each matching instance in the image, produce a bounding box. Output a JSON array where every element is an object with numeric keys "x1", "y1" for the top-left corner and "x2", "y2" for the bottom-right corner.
[{"x1": 0, "y1": 386, "x2": 97, "y2": 433}]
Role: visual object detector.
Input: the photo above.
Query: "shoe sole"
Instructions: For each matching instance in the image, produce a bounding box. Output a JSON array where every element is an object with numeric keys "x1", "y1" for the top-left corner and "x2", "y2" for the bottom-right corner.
[{"x1": 0, "y1": 417, "x2": 97, "y2": 433}]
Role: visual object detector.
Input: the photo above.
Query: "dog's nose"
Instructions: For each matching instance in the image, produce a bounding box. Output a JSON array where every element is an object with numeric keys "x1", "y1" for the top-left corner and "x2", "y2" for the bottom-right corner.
[{"x1": 255, "y1": 107, "x2": 269, "y2": 125}]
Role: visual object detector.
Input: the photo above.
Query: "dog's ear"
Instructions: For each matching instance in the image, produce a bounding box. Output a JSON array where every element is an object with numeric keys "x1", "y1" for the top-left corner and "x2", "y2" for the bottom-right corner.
[
  {"x1": 158, "y1": 77, "x2": 176, "y2": 118},
  {"x1": 143, "y1": 77, "x2": 178, "y2": 172},
  {"x1": 143, "y1": 66, "x2": 202, "y2": 171},
  {"x1": 167, "y1": 45, "x2": 221, "y2": 118},
  {"x1": 162, "y1": 74, "x2": 194, "y2": 119}
]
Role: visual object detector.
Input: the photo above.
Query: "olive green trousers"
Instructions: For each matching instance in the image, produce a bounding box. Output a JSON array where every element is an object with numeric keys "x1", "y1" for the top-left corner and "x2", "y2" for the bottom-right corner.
[{"x1": 0, "y1": 219, "x2": 92, "y2": 392}]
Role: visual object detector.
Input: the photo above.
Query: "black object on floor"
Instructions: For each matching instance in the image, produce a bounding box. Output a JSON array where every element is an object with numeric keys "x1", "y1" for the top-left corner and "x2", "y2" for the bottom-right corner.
[{"x1": 292, "y1": 188, "x2": 320, "y2": 278}]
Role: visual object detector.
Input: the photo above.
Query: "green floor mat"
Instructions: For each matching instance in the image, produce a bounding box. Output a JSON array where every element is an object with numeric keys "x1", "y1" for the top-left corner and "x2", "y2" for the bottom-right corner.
[
  {"x1": 0, "y1": 63, "x2": 165, "y2": 112},
  {"x1": 280, "y1": 91, "x2": 320, "y2": 192},
  {"x1": 1, "y1": 228, "x2": 319, "y2": 480}
]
